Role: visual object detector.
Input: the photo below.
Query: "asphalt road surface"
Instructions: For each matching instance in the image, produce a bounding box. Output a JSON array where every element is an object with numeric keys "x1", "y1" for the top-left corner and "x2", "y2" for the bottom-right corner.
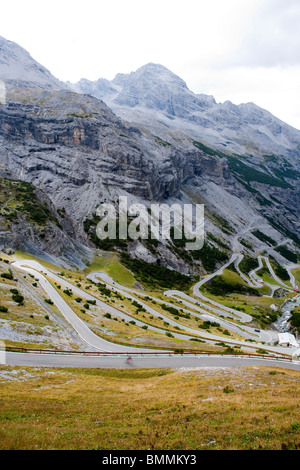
[{"x1": 5, "y1": 351, "x2": 300, "y2": 371}]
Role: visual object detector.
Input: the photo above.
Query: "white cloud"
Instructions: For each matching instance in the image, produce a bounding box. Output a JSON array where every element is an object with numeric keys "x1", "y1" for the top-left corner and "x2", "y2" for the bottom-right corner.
[
  {"x1": 224, "y1": 0, "x2": 300, "y2": 67},
  {"x1": 187, "y1": 65, "x2": 300, "y2": 129},
  {"x1": 178, "y1": 0, "x2": 300, "y2": 129},
  {"x1": 0, "y1": 0, "x2": 262, "y2": 81}
]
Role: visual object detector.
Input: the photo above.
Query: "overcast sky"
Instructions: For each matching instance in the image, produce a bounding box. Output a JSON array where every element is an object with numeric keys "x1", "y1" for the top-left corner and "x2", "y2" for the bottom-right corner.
[{"x1": 1, "y1": 0, "x2": 300, "y2": 129}]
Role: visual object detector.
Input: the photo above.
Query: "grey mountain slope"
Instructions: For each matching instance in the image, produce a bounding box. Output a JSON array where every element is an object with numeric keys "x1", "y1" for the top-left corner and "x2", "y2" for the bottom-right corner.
[
  {"x1": 70, "y1": 63, "x2": 300, "y2": 163},
  {"x1": 0, "y1": 36, "x2": 299, "y2": 273},
  {"x1": 0, "y1": 35, "x2": 66, "y2": 90},
  {"x1": 1, "y1": 83, "x2": 299, "y2": 273},
  {"x1": 0, "y1": 174, "x2": 93, "y2": 269}
]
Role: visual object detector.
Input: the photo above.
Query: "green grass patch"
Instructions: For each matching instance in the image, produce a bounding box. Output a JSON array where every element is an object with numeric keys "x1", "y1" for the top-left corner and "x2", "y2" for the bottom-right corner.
[
  {"x1": 291, "y1": 268, "x2": 300, "y2": 288},
  {"x1": 203, "y1": 268, "x2": 261, "y2": 297},
  {"x1": 84, "y1": 254, "x2": 136, "y2": 288}
]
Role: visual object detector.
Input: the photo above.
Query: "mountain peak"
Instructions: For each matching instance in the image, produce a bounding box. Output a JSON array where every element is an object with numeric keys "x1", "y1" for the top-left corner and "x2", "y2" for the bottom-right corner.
[
  {"x1": 113, "y1": 62, "x2": 188, "y2": 90},
  {"x1": 137, "y1": 62, "x2": 181, "y2": 75},
  {"x1": 0, "y1": 35, "x2": 66, "y2": 91},
  {"x1": 69, "y1": 61, "x2": 300, "y2": 159}
]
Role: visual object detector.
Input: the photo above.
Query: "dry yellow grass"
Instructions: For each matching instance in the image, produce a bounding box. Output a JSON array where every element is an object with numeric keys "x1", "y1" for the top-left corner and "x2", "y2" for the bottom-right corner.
[{"x1": 0, "y1": 365, "x2": 299, "y2": 450}]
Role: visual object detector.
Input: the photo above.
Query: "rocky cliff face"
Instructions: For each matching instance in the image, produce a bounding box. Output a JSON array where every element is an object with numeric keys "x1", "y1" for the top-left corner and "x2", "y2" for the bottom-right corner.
[
  {"x1": 0, "y1": 86, "x2": 207, "y2": 203},
  {"x1": 0, "y1": 174, "x2": 93, "y2": 268},
  {"x1": 0, "y1": 84, "x2": 224, "y2": 264},
  {"x1": 0, "y1": 37, "x2": 300, "y2": 272}
]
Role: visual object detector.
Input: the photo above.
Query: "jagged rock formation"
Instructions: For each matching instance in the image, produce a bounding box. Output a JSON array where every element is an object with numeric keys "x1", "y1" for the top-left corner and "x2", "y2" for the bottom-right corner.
[
  {"x1": 0, "y1": 86, "x2": 208, "y2": 214},
  {"x1": 70, "y1": 63, "x2": 300, "y2": 162},
  {"x1": 0, "y1": 36, "x2": 300, "y2": 272},
  {"x1": 0, "y1": 175, "x2": 93, "y2": 268}
]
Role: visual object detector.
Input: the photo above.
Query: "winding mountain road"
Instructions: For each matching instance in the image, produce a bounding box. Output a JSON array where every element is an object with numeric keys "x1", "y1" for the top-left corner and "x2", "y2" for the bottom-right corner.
[
  {"x1": 88, "y1": 271, "x2": 260, "y2": 343},
  {"x1": 11, "y1": 260, "x2": 148, "y2": 353},
  {"x1": 7, "y1": 256, "x2": 299, "y2": 359}
]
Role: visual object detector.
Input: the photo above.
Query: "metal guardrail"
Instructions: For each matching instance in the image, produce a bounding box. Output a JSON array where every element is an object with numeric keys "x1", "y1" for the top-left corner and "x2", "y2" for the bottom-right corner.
[{"x1": 3, "y1": 346, "x2": 294, "y2": 362}]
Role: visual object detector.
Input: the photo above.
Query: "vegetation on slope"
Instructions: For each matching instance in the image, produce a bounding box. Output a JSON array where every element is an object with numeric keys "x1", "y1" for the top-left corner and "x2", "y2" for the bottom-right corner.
[
  {"x1": 238, "y1": 256, "x2": 259, "y2": 275},
  {"x1": 200, "y1": 268, "x2": 282, "y2": 327},
  {"x1": 0, "y1": 178, "x2": 60, "y2": 227},
  {"x1": 274, "y1": 245, "x2": 298, "y2": 263},
  {"x1": 290, "y1": 307, "x2": 300, "y2": 334},
  {"x1": 192, "y1": 140, "x2": 293, "y2": 189},
  {"x1": 269, "y1": 257, "x2": 290, "y2": 282},
  {"x1": 204, "y1": 271, "x2": 261, "y2": 297},
  {"x1": 252, "y1": 230, "x2": 276, "y2": 246},
  {"x1": 120, "y1": 253, "x2": 195, "y2": 291}
]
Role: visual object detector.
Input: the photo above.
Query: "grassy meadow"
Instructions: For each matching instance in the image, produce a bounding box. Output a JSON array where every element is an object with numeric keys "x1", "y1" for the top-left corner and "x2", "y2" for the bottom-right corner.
[{"x1": 0, "y1": 365, "x2": 299, "y2": 450}]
